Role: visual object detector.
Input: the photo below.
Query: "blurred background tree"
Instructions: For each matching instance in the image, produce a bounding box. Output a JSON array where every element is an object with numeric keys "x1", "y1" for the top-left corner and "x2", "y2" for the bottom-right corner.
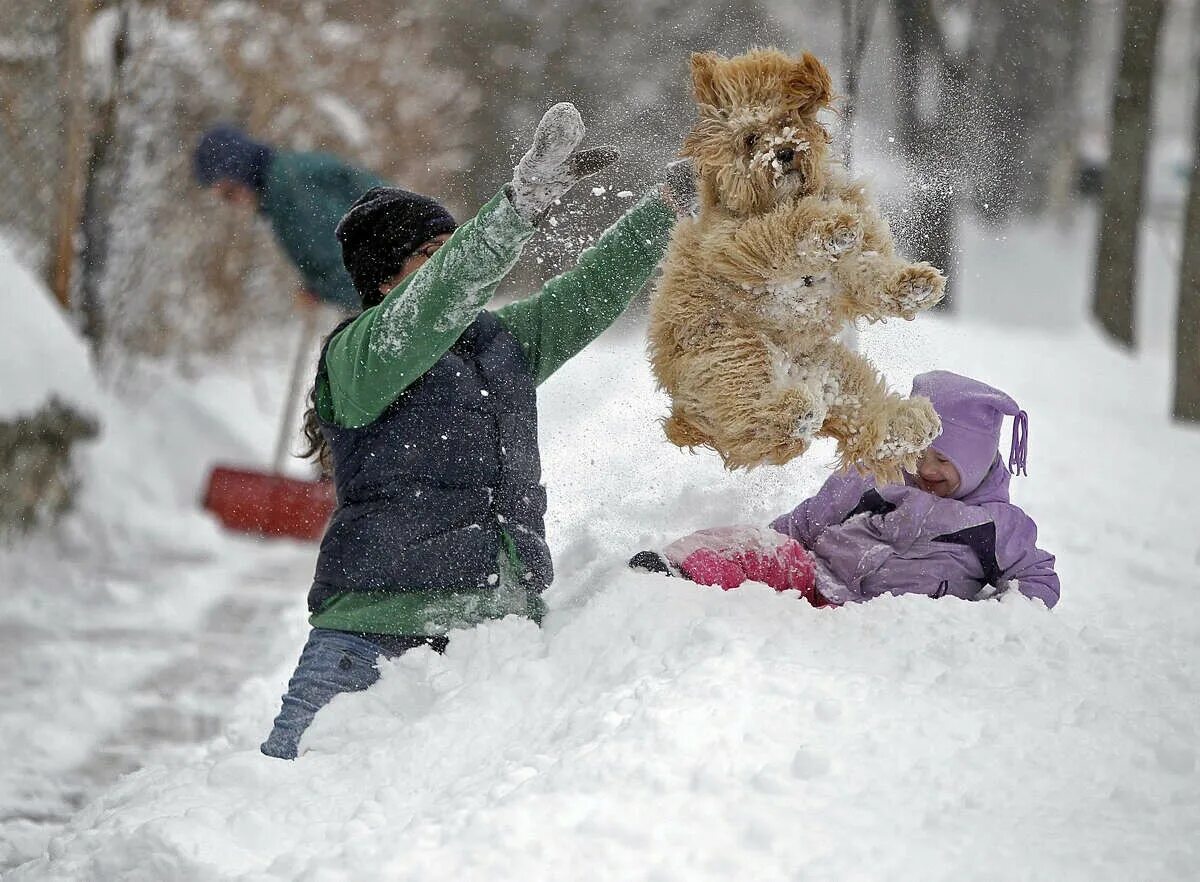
[
  {"x1": 4, "y1": 0, "x2": 475, "y2": 360},
  {"x1": 1091, "y1": 0, "x2": 1168, "y2": 348},
  {"x1": 425, "y1": 0, "x2": 788, "y2": 287},
  {"x1": 1172, "y1": 4, "x2": 1200, "y2": 422}
]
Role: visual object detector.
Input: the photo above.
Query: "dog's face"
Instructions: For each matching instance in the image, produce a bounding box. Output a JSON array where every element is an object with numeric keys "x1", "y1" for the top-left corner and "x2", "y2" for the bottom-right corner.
[{"x1": 682, "y1": 49, "x2": 834, "y2": 217}]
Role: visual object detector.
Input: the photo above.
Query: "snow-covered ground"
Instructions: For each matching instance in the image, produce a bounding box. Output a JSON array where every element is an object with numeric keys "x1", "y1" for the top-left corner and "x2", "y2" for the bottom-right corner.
[{"x1": 4, "y1": 202, "x2": 1200, "y2": 879}]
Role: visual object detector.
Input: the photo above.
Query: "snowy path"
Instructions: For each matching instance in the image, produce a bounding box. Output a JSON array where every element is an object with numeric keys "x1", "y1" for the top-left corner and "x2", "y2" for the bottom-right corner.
[
  {"x1": 0, "y1": 537, "x2": 313, "y2": 869},
  {"x1": 0, "y1": 300, "x2": 321, "y2": 869}
]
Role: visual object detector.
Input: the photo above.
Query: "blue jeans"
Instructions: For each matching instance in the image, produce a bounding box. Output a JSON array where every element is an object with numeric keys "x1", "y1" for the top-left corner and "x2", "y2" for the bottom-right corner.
[{"x1": 261, "y1": 628, "x2": 443, "y2": 760}]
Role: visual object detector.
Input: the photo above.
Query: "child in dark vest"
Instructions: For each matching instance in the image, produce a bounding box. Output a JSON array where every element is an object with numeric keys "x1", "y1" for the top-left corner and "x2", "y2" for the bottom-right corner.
[
  {"x1": 263, "y1": 104, "x2": 690, "y2": 759},
  {"x1": 631, "y1": 371, "x2": 1060, "y2": 609}
]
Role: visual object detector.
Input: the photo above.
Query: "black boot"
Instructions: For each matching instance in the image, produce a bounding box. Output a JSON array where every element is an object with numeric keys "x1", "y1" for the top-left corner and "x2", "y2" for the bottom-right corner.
[{"x1": 628, "y1": 550, "x2": 680, "y2": 577}]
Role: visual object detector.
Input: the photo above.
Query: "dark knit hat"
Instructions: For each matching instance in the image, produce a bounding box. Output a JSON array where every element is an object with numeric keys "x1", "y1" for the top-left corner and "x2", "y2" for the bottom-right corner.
[
  {"x1": 335, "y1": 186, "x2": 458, "y2": 302},
  {"x1": 193, "y1": 125, "x2": 273, "y2": 191}
]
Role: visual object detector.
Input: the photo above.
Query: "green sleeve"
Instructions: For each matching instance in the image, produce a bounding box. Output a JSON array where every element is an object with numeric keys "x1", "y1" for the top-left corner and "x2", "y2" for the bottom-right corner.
[
  {"x1": 321, "y1": 188, "x2": 536, "y2": 428},
  {"x1": 495, "y1": 193, "x2": 675, "y2": 385}
]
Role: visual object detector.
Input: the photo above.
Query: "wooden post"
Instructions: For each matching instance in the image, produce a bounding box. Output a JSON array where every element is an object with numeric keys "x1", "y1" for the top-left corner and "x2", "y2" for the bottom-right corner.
[{"x1": 49, "y1": 0, "x2": 93, "y2": 310}]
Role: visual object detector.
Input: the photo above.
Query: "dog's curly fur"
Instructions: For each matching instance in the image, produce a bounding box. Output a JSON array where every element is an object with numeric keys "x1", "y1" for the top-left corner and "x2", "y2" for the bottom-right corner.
[{"x1": 649, "y1": 48, "x2": 947, "y2": 481}]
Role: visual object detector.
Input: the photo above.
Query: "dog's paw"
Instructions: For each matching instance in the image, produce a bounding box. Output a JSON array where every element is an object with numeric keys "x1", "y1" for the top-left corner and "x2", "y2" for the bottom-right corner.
[
  {"x1": 873, "y1": 397, "x2": 941, "y2": 471},
  {"x1": 792, "y1": 408, "x2": 821, "y2": 440},
  {"x1": 788, "y1": 392, "x2": 829, "y2": 441},
  {"x1": 808, "y1": 213, "x2": 863, "y2": 259},
  {"x1": 825, "y1": 225, "x2": 860, "y2": 257},
  {"x1": 890, "y1": 263, "x2": 946, "y2": 318}
]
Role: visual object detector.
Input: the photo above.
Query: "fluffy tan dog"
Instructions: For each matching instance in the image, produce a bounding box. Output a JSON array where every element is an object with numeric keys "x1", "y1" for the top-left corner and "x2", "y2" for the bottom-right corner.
[{"x1": 649, "y1": 48, "x2": 946, "y2": 481}]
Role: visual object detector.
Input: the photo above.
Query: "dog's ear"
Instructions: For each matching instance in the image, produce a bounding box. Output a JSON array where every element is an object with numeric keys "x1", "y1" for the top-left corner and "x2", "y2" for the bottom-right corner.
[
  {"x1": 785, "y1": 52, "x2": 834, "y2": 116},
  {"x1": 690, "y1": 51, "x2": 724, "y2": 108}
]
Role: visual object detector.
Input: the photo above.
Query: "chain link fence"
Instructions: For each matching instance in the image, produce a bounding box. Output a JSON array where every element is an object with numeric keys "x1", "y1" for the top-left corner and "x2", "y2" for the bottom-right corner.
[{"x1": 0, "y1": 0, "x2": 71, "y2": 282}]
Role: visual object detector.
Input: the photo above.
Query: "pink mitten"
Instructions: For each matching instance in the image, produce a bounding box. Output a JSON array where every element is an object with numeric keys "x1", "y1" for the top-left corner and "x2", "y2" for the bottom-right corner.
[
  {"x1": 776, "y1": 539, "x2": 817, "y2": 594},
  {"x1": 667, "y1": 527, "x2": 829, "y2": 607},
  {"x1": 680, "y1": 548, "x2": 746, "y2": 590},
  {"x1": 730, "y1": 539, "x2": 816, "y2": 594}
]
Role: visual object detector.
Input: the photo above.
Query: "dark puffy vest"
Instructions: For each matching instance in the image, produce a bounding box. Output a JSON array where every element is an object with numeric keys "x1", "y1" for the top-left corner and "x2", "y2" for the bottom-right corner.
[{"x1": 308, "y1": 311, "x2": 552, "y2": 613}]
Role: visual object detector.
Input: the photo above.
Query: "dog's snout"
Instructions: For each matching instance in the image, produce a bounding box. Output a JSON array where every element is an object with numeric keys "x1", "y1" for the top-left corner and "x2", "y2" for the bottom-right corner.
[{"x1": 776, "y1": 147, "x2": 795, "y2": 164}]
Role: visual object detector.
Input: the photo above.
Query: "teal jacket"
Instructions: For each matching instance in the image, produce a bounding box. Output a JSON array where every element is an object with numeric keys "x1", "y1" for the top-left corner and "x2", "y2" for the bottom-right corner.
[{"x1": 260, "y1": 150, "x2": 386, "y2": 310}]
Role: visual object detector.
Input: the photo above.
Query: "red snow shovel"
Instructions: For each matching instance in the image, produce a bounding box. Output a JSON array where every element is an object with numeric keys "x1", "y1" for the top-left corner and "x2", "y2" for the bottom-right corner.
[{"x1": 202, "y1": 309, "x2": 336, "y2": 542}]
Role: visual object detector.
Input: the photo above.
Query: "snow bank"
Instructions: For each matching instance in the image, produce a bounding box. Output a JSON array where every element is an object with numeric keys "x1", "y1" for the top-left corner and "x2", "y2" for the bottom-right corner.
[
  {"x1": 15, "y1": 311, "x2": 1200, "y2": 881},
  {"x1": 0, "y1": 237, "x2": 100, "y2": 419},
  {"x1": 0, "y1": 238, "x2": 328, "y2": 867},
  {"x1": 21, "y1": 569, "x2": 1199, "y2": 882},
  {"x1": 0, "y1": 232, "x2": 322, "y2": 549}
]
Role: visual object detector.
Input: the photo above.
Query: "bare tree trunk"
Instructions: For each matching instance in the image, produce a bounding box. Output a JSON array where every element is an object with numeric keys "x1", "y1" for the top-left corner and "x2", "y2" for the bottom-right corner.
[
  {"x1": 1173, "y1": 72, "x2": 1200, "y2": 421},
  {"x1": 892, "y1": 0, "x2": 959, "y2": 310},
  {"x1": 840, "y1": 0, "x2": 881, "y2": 354},
  {"x1": 78, "y1": 3, "x2": 129, "y2": 351},
  {"x1": 1092, "y1": 0, "x2": 1167, "y2": 348},
  {"x1": 840, "y1": 0, "x2": 880, "y2": 169},
  {"x1": 1044, "y1": 0, "x2": 1090, "y2": 223}
]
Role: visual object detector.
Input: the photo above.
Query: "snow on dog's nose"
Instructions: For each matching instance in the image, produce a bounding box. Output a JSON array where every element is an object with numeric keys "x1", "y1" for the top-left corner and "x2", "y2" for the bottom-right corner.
[{"x1": 752, "y1": 127, "x2": 811, "y2": 186}]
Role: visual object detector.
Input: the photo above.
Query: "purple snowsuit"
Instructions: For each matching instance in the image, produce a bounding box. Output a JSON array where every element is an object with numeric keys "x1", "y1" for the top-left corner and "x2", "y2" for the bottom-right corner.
[{"x1": 771, "y1": 454, "x2": 1059, "y2": 608}]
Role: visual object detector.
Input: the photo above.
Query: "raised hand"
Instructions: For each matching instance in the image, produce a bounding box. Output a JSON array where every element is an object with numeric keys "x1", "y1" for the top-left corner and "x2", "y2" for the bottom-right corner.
[{"x1": 509, "y1": 102, "x2": 619, "y2": 223}]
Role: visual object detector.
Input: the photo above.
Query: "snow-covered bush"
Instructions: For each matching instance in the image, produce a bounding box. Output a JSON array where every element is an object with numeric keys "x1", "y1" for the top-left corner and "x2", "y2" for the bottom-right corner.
[
  {"x1": 0, "y1": 237, "x2": 101, "y2": 534},
  {"x1": 0, "y1": 399, "x2": 98, "y2": 534}
]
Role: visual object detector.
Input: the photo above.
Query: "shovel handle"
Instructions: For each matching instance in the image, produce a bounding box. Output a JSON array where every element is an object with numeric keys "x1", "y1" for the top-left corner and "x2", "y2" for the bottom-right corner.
[{"x1": 272, "y1": 308, "x2": 321, "y2": 474}]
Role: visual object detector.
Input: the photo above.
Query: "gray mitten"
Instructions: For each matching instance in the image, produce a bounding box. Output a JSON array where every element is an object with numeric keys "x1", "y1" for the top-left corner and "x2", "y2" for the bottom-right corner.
[
  {"x1": 662, "y1": 158, "x2": 698, "y2": 217},
  {"x1": 509, "y1": 102, "x2": 619, "y2": 223}
]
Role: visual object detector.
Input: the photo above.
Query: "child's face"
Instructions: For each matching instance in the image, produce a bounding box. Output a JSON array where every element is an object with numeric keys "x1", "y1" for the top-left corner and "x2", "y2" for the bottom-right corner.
[
  {"x1": 913, "y1": 449, "x2": 961, "y2": 498},
  {"x1": 377, "y1": 234, "x2": 453, "y2": 296}
]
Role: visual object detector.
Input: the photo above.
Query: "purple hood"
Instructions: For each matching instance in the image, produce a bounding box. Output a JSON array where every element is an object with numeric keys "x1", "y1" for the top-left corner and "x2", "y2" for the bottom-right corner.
[{"x1": 911, "y1": 371, "x2": 1029, "y2": 499}]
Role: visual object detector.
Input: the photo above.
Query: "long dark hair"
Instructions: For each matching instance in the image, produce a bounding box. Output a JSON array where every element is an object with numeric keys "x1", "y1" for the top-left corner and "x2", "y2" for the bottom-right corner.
[
  {"x1": 299, "y1": 279, "x2": 394, "y2": 475},
  {"x1": 297, "y1": 314, "x2": 358, "y2": 477},
  {"x1": 299, "y1": 377, "x2": 332, "y2": 476}
]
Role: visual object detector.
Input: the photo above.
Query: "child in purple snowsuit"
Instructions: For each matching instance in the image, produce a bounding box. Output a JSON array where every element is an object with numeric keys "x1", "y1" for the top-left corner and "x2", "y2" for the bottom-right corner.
[{"x1": 636, "y1": 371, "x2": 1060, "y2": 609}]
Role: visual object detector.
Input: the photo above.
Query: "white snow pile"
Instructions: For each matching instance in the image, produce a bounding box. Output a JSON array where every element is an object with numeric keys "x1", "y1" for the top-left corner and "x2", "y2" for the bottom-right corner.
[
  {"x1": 0, "y1": 233, "x2": 320, "y2": 548},
  {"x1": 0, "y1": 237, "x2": 276, "y2": 548},
  {"x1": 0, "y1": 236, "x2": 100, "y2": 419},
  {"x1": 13, "y1": 304, "x2": 1200, "y2": 881}
]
